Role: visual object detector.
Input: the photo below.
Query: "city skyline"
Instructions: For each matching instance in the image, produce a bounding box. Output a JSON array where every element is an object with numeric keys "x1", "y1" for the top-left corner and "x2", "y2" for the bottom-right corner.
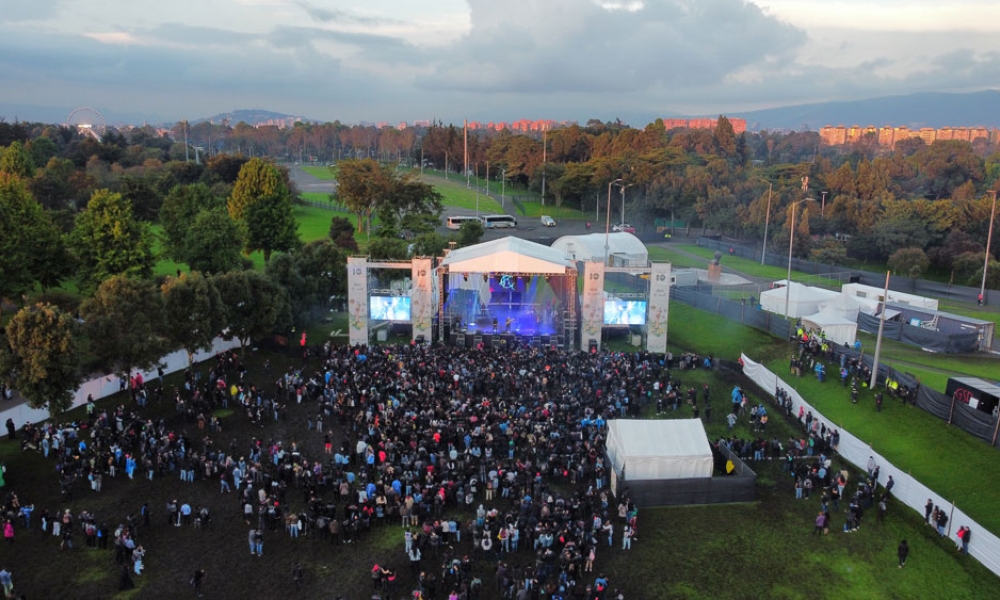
[{"x1": 2, "y1": 0, "x2": 999, "y2": 125}]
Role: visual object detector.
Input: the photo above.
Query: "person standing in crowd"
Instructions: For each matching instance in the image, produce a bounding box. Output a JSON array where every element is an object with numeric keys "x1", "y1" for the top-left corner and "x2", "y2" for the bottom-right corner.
[
  {"x1": 191, "y1": 568, "x2": 206, "y2": 597},
  {"x1": 957, "y1": 526, "x2": 971, "y2": 555},
  {"x1": 924, "y1": 499, "x2": 933, "y2": 525},
  {"x1": 897, "y1": 540, "x2": 909, "y2": 568}
]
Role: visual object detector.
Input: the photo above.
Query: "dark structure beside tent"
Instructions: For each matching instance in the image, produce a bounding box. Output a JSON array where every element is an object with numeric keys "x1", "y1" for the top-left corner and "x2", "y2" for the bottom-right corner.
[{"x1": 946, "y1": 377, "x2": 1000, "y2": 415}]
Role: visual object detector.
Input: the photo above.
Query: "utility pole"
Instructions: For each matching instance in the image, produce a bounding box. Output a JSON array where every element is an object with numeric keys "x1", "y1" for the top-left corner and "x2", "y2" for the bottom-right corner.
[
  {"x1": 541, "y1": 126, "x2": 547, "y2": 206},
  {"x1": 870, "y1": 271, "x2": 891, "y2": 390},
  {"x1": 464, "y1": 119, "x2": 470, "y2": 189},
  {"x1": 501, "y1": 168, "x2": 506, "y2": 208},
  {"x1": 762, "y1": 182, "x2": 772, "y2": 265},
  {"x1": 980, "y1": 190, "x2": 997, "y2": 306},
  {"x1": 821, "y1": 191, "x2": 828, "y2": 218}
]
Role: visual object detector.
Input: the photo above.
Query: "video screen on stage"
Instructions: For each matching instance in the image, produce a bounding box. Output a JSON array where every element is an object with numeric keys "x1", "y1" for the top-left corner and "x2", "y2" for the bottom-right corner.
[
  {"x1": 370, "y1": 296, "x2": 411, "y2": 321},
  {"x1": 603, "y1": 299, "x2": 647, "y2": 325}
]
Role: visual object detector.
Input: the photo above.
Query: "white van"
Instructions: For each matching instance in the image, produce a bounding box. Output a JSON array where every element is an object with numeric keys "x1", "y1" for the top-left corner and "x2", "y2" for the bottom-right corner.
[{"x1": 540, "y1": 215, "x2": 556, "y2": 227}]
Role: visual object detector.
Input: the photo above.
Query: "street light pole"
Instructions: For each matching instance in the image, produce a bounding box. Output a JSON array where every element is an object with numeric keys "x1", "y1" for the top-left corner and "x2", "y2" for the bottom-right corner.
[
  {"x1": 501, "y1": 168, "x2": 506, "y2": 208},
  {"x1": 605, "y1": 178, "x2": 623, "y2": 265},
  {"x1": 784, "y1": 198, "x2": 815, "y2": 321},
  {"x1": 980, "y1": 190, "x2": 997, "y2": 306},
  {"x1": 620, "y1": 184, "x2": 632, "y2": 226},
  {"x1": 761, "y1": 182, "x2": 772, "y2": 266}
]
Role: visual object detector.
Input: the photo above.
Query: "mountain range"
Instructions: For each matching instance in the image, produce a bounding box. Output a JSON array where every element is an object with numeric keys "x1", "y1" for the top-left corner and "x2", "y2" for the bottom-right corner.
[
  {"x1": 2, "y1": 90, "x2": 999, "y2": 132},
  {"x1": 730, "y1": 90, "x2": 1000, "y2": 131}
]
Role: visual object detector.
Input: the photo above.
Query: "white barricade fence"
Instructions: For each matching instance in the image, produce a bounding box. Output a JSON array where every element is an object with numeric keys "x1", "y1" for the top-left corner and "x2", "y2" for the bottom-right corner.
[
  {"x1": 741, "y1": 353, "x2": 1000, "y2": 579},
  {"x1": 1, "y1": 336, "x2": 241, "y2": 430}
]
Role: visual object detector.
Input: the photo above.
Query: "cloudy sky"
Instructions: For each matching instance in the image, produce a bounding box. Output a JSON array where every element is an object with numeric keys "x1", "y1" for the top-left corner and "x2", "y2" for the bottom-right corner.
[{"x1": 2, "y1": 0, "x2": 999, "y2": 125}]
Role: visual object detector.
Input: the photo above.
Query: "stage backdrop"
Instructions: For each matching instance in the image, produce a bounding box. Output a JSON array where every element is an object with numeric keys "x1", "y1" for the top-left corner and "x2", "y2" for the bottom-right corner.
[
  {"x1": 647, "y1": 262, "x2": 671, "y2": 353},
  {"x1": 347, "y1": 256, "x2": 368, "y2": 346},
  {"x1": 581, "y1": 261, "x2": 605, "y2": 350},
  {"x1": 411, "y1": 258, "x2": 434, "y2": 342}
]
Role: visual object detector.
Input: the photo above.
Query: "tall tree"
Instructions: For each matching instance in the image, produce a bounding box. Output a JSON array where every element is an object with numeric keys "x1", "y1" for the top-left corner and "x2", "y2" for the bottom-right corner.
[
  {"x1": 212, "y1": 270, "x2": 290, "y2": 350},
  {"x1": 69, "y1": 189, "x2": 155, "y2": 288},
  {"x1": 0, "y1": 173, "x2": 71, "y2": 311},
  {"x1": 183, "y1": 210, "x2": 245, "y2": 274},
  {"x1": 0, "y1": 303, "x2": 82, "y2": 415},
  {"x1": 333, "y1": 158, "x2": 394, "y2": 232},
  {"x1": 159, "y1": 272, "x2": 224, "y2": 364},
  {"x1": 160, "y1": 183, "x2": 226, "y2": 261},
  {"x1": 0, "y1": 141, "x2": 36, "y2": 178},
  {"x1": 80, "y1": 275, "x2": 167, "y2": 376},
  {"x1": 228, "y1": 158, "x2": 300, "y2": 263}
]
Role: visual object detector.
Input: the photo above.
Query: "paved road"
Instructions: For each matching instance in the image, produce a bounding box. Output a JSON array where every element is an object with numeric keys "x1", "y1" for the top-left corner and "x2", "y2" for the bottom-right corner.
[{"x1": 288, "y1": 164, "x2": 337, "y2": 195}]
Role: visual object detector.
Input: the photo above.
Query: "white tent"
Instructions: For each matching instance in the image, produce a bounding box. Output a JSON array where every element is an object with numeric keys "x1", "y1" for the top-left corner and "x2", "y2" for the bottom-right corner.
[
  {"x1": 440, "y1": 236, "x2": 575, "y2": 274},
  {"x1": 550, "y1": 232, "x2": 648, "y2": 267},
  {"x1": 817, "y1": 294, "x2": 863, "y2": 322},
  {"x1": 760, "y1": 282, "x2": 840, "y2": 318},
  {"x1": 606, "y1": 419, "x2": 713, "y2": 480},
  {"x1": 801, "y1": 306, "x2": 858, "y2": 346},
  {"x1": 842, "y1": 283, "x2": 939, "y2": 311}
]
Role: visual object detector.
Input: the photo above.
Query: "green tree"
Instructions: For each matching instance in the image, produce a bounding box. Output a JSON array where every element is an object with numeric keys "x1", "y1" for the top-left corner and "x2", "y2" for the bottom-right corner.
[
  {"x1": 80, "y1": 275, "x2": 166, "y2": 376},
  {"x1": 334, "y1": 158, "x2": 394, "y2": 232},
  {"x1": 888, "y1": 247, "x2": 930, "y2": 279},
  {"x1": 183, "y1": 210, "x2": 245, "y2": 274},
  {"x1": 0, "y1": 303, "x2": 82, "y2": 415},
  {"x1": 713, "y1": 116, "x2": 737, "y2": 158},
  {"x1": 160, "y1": 183, "x2": 225, "y2": 261},
  {"x1": 0, "y1": 141, "x2": 36, "y2": 178},
  {"x1": 0, "y1": 173, "x2": 71, "y2": 311},
  {"x1": 160, "y1": 272, "x2": 224, "y2": 364},
  {"x1": 456, "y1": 220, "x2": 485, "y2": 247},
  {"x1": 411, "y1": 232, "x2": 449, "y2": 257},
  {"x1": 809, "y1": 239, "x2": 848, "y2": 265},
  {"x1": 329, "y1": 215, "x2": 355, "y2": 240},
  {"x1": 367, "y1": 237, "x2": 410, "y2": 260},
  {"x1": 228, "y1": 158, "x2": 300, "y2": 263},
  {"x1": 118, "y1": 174, "x2": 163, "y2": 222},
  {"x1": 69, "y1": 189, "x2": 155, "y2": 288},
  {"x1": 212, "y1": 270, "x2": 290, "y2": 350}
]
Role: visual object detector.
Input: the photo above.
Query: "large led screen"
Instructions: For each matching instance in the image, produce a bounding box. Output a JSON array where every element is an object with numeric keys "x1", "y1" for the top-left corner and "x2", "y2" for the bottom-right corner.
[
  {"x1": 603, "y1": 299, "x2": 647, "y2": 325},
  {"x1": 370, "y1": 296, "x2": 411, "y2": 321}
]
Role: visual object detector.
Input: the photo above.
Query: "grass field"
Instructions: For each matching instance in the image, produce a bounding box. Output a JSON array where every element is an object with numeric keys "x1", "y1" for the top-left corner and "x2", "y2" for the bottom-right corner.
[
  {"x1": 646, "y1": 246, "x2": 707, "y2": 269},
  {"x1": 2, "y1": 330, "x2": 996, "y2": 599},
  {"x1": 417, "y1": 173, "x2": 504, "y2": 214},
  {"x1": 300, "y1": 165, "x2": 338, "y2": 180},
  {"x1": 666, "y1": 301, "x2": 1000, "y2": 537}
]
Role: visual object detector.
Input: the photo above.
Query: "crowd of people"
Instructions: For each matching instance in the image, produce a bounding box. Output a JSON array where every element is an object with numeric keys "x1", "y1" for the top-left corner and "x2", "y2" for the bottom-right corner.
[{"x1": 8, "y1": 342, "x2": 713, "y2": 598}]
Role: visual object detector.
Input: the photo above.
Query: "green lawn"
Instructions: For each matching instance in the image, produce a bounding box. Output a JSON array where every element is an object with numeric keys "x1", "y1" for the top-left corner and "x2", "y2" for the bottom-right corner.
[
  {"x1": 418, "y1": 173, "x2": 504, "y2": 213},
  {"x1": 667, "y1": 301, "x2": 1000, "y2": 536},
  {"x1": 513, "y1": 200, "x2": 589, "y2": 220},
  {"x1": 300, "y1": 164, "x2": 338, "y2": 180},
  {"x1": 647, "y1": 246, "x2": 707, "y2": 269}
]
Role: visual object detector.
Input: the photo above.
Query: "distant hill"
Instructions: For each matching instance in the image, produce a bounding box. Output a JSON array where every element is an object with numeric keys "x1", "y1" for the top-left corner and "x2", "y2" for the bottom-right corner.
[
  {"x1": 196, "y1": 109, "x2": 316, "y2": 127},
  {"x1": 731, "y1": 90, "x2": 1000, "y2": 131}
]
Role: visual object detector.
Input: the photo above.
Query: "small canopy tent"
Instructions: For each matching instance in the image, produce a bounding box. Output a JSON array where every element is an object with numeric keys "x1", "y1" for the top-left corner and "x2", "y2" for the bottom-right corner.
[
  {"x1": 760, "y1": 282, "x2": 840, "y2": 319},
  {"x1": 801, "y1": 306, "x2": 858, "y2": 346},
  {"x1": 606, "y1": 419, "x2": 713, "y2": 480}
]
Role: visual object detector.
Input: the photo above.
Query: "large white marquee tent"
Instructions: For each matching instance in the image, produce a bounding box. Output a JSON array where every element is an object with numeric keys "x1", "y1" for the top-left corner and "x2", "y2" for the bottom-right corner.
[{"x1": 606, "y1": 419, "x2": 713, "y2": 480}]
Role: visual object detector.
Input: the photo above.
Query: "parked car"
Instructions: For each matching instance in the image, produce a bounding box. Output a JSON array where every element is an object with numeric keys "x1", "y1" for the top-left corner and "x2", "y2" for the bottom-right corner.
[
  {"x1": 612, "y1": 223, "x2": 635, "y2": 233},
  {"x1": 540, "y1": 215, "x2": 556, "y2": 227}
]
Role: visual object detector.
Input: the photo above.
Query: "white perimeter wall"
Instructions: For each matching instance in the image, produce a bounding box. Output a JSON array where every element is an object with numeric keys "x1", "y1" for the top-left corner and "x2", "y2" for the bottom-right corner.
[{"x1": 741, "y1": 354, "x2": 1000, "y2": 580}]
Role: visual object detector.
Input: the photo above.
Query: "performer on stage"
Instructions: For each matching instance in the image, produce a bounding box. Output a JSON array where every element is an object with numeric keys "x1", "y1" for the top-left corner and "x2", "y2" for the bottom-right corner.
[{"x1": 505, "y1": 316, "x2": 514, "y2": 332}]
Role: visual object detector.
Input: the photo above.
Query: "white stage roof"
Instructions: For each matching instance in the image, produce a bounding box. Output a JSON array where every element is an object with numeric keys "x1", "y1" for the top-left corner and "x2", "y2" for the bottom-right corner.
[{"x1": 439, "y1": 236, "x2": 576, "y2": 275}]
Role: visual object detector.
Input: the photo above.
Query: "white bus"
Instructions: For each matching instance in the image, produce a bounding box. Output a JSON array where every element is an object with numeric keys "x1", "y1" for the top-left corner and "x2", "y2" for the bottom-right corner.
[
  {"x1": 482, "y1": 214, "x2": 517, "y2": 229},
  {"x1": 446, "y1": 215, "x2": 484, "y2": 230}
]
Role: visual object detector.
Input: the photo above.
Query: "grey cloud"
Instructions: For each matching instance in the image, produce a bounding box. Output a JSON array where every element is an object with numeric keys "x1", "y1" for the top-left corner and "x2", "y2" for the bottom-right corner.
[
  {"x1": 294, "y1": 0, "x2": 397, "y2": 26},
  {"x1": 149, "y1": 23, "x2": 258, "y2": 46},
  {"x1": 3, "y1": 0, "x2": 60, "y2": 22},
  {"x1": 418, "y1": 0, "x2": 807, "y2": 94}
]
